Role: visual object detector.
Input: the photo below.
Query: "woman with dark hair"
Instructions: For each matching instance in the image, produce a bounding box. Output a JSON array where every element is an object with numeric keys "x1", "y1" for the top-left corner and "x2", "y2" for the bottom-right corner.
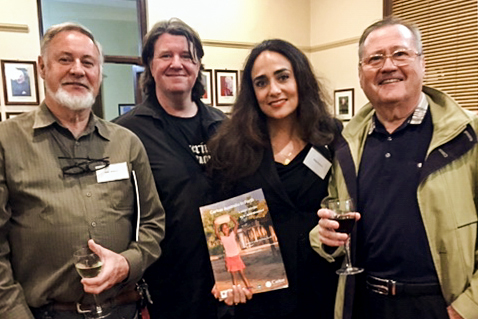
[{"x1": 208, "y1": 39, "x2": 342, "y2": 319}]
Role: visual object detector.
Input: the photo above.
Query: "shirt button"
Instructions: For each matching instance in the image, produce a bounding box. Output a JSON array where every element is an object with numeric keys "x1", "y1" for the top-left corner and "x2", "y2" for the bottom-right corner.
[
  {"x1": 75, "y1": 141, "x2": 80, "y2": 147},
  {"x1": 91, "y1": 221, "x2": 97, "y2": 227},
  {"x1": 387, "y1": 137, "x2": 392, "y2": 141},
  {"x1": 86, "y1": 192, "x2": 92, "y2": 197},
  {"x1": 385, "y1": 153, "x2": 391, "y2": 158}
]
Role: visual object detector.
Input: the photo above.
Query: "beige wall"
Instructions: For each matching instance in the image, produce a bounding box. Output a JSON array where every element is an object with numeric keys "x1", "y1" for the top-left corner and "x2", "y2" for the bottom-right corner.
[
  {"x1": 310, "y1": 0, "x2": 383, "y2": 113},
  {"x1": 147, "y1": 0, "x2": 311, "y2": 111},
  {"x1": 0, "y1": 0, "x2": 44, "y2": 119},
  {"x1": 147, "y1": 0, "x2": 311, "y2": 45},
  {"x1": 0, "y1": 0, "x2": 383, "y2": 119}
]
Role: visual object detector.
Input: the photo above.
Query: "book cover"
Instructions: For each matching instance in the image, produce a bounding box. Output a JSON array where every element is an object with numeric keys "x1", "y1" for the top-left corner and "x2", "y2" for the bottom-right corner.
[{"x1": 199, "y1": 188, "x2": 289, "y2": 298}]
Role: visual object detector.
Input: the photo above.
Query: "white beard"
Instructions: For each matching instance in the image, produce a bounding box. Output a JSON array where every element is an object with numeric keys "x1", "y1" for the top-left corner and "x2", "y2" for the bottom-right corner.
[{"x1": 47, "y1": 85, "x2": 96, "y2": 111}]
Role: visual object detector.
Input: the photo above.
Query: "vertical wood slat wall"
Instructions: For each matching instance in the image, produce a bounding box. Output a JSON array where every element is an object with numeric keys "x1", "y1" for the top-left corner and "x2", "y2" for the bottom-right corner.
[{"x1": 391, "y1": 0, "x2": 478, "y2": 111}]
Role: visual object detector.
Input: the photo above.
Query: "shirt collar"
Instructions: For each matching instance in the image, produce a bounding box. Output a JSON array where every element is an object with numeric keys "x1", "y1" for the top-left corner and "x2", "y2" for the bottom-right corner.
[
  {"x1": 368, "y1": 92, "x2": 428, "y2": 135},
  {"x1": 33, "y1": 102, "x2": 110, "y2": 140}
]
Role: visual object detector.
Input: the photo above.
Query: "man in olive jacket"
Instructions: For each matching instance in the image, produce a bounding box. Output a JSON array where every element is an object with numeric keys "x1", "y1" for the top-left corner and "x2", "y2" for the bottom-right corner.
[{"x1": 310, "y1": 17, "x2": 478, "y2": 319}]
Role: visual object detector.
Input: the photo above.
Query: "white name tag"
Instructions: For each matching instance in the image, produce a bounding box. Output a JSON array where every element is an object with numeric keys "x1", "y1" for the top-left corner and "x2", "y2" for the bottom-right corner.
[
  {"x1": 303, "y1": 147, "x2": 332, "y2": 179},
  {"x1": 96, "y1": 162, "x2": 129, "y2": 183}
]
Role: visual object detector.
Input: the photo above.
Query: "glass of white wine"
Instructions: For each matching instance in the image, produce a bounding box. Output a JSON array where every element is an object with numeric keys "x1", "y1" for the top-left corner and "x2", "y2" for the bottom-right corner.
[{"x1": 73, "y1": 247, "x2": 111, "y2": 318}]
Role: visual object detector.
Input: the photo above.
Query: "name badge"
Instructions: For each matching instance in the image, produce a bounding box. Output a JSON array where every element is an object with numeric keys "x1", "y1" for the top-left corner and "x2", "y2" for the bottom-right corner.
[
  {"x1": 96, "y1": 162, "x2": 129, "y2": 183},
  {"x1": 303, "y1": 147, "x2": 332, "y2": 179}
]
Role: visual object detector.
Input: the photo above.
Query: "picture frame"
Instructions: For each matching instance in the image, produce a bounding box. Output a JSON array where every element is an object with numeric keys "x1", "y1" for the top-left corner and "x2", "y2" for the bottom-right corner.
[
  {"x1": 215, "y1": 70, "x2": 238, "y2": 106},
  {"x1": 6, "y1": 111, "x2": 24, "y2": 119},
  {"x1": 200, "y1": 69, "x2": 213, "y2": 106},
  {"x1": 238, "y1": 70, "x2": 244, "y2": 87},
  {"x1": 118, "y1": 103, "x2": 135, "y2": 115},
  {"x1": 132, "y1": 65, "x2": 144, "y2": 105},
  {"x1": 334, "y1": 88, "x2": 354, "y2": 120},
  {"x1": 1, "y1": 60, "x2": 40, "y2": 105}
]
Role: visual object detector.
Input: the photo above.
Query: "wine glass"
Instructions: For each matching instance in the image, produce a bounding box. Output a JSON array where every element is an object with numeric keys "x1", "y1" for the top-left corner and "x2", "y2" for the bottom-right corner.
[
  {"x1": 73, "y1": 247, "x2": 111, "y2": 318},
  {"x1": 322, "y1": 198, "x2": 364, "y2": 275}
]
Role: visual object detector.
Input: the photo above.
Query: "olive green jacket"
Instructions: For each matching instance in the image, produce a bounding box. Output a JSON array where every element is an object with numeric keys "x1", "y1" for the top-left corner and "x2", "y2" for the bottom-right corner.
[{"x1": 310, "y1": 86, "x2": 478, "y2": 319}]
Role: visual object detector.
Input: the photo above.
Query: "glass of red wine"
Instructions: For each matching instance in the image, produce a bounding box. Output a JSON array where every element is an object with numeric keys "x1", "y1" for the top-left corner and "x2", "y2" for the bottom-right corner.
[{"x1": 322, "y1": 198, "x2": 364, "y2": 275}]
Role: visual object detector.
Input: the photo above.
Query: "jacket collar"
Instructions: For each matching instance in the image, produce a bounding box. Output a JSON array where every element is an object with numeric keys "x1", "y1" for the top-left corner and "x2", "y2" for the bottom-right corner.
[
  {"x1": 345, "y1": 86, "x2": 473, "y2": 149},
  {"x1": 423, "y1": 86, "x2": 473, "y2": 151},
  {"x1": 367, "y1": 92, "x2": 428, "y2": 135}
]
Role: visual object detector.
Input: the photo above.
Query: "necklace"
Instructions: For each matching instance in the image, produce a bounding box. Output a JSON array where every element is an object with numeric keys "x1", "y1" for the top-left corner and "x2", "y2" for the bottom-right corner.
[
  {"x1": 271, "y1": 125, "x2": 305, "y2": 165},
  {"x1": 283, "y1": 152, "x2": 293, "y2": 165},
  {"x1": 275, "y1": 142, "x2": 299, "y2": 165}
]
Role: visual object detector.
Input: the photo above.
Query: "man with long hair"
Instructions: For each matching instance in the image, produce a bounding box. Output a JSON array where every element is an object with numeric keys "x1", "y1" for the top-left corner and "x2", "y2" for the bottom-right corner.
[{"x1": 114, "y1": 18, "x2": 228, "y2": 319}]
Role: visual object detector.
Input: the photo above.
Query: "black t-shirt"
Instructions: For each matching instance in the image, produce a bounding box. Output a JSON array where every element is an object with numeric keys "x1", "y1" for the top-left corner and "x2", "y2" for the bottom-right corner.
[
  {"x1": 114, "y1": 98, "x2": 226, "y2": 319},
  {"x1": 163, "y1": 109, "x2": 211, "y2": 167}
]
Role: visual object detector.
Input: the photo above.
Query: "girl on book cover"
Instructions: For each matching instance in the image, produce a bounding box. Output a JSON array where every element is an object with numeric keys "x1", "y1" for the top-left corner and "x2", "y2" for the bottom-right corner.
[{"x1": 214, "y1": 215, "x2": 252, "y2": 289}]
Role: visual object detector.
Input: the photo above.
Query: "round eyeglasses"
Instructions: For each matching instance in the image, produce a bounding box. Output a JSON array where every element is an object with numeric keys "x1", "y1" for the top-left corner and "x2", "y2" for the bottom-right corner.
[{"x1": 360, "y1": 49, "x2": 421, "y2": 69}]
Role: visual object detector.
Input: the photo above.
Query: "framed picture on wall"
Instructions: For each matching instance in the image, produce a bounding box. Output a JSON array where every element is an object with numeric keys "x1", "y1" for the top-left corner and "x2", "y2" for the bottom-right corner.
[
  {"x1": 200, "y1": 69, "x2": 213, "y2": 106},
  {"x1": 132, "y1": 65, "x2": 144, "y2": 105},
  {"x1": 1, "y1": 60, "x2": 40, "y2": 105},
  {"x1": 215, "y1": 70, "x2": 238, "y2": 106},
  {"x1": 6, "y1": 111, "x2": 24, "y2": 119},
  {"x1": 118, "y1": 104, "x2": 135, "y2": 115},
  {"x1": 334, "y1": 88, "x2": 354, "y2": 120},
  {"x1": 238, "y1": 70, "x2": 244, "y2": 87}
]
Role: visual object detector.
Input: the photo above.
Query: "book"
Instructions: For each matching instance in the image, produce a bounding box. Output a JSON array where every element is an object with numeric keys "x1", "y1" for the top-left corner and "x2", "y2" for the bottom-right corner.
[{"x1": 199, "y1": 188, "x2": 288, "y2": 298}]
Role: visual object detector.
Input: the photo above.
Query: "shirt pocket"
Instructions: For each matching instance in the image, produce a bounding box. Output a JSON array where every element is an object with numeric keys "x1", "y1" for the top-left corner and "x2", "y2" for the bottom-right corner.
[{"x1": 95, "y1": 177, "x2": 135, "y2": 211}]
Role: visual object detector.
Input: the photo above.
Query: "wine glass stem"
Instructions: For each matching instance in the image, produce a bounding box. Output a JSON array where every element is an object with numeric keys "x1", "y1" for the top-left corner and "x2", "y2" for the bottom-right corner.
[
  {"x1": 344, "y1": 236, "x2": 353, "y2": 269},
  {"x1": 93, "y1": 294, "x2": 103, "y2": 314}
]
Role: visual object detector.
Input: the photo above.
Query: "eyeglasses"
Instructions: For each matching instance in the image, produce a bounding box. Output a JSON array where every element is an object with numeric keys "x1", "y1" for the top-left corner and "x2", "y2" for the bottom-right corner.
[
  {"x1": 59, "y1": 156, "x2": 110, "y2": 176},
  {"x1": 360, "y1": 49, "x2": 421, "y2": 69}
]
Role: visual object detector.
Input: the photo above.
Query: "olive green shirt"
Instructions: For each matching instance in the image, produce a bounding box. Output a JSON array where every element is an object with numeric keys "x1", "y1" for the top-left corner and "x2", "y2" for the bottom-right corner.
[{"x1": 0, "y1": 103, "x2": 165, "y2": 318}]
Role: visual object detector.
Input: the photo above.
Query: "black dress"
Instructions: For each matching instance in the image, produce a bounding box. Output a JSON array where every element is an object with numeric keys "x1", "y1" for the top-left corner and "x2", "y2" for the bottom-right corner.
[{"x1": 217, "y1": 143, "x2": 342, "y2": 319}]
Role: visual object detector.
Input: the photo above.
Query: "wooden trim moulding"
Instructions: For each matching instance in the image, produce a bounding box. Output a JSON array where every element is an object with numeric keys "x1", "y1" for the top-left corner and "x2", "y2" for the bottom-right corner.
[
  {"x1": 202, "y1": 40, "x2": 256, "y2": 50},
  {"x1": 309, "y1": 37, "x2": 360, "y2": 52},
  {"x1": 0, "y1": 23, "x2": 29, "y2": 33},
  {"x1": 202, "y1": 37, "x2": 360, "y2": 53}
]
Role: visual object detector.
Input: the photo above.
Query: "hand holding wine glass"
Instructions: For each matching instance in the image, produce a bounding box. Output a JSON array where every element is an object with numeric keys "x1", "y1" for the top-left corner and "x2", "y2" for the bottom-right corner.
[
  {"x1": 320, "y1": 198, "x2": 363, "y2": 275},
  {"x1": 74, "y1": 245, "x2": 110, "y2": 318},
  {"x1": 80, "y1": 240, "x2": 129, "y2": 295}
]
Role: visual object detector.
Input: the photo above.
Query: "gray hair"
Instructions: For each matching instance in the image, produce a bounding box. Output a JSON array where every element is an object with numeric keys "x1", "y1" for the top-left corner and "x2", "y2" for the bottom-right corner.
[
  {"x1": 41, "y1": 22, "x2": 104, "y2": 72},
  {"x1": 358, "y1": 16, "x2": 423, "y2": 60}
]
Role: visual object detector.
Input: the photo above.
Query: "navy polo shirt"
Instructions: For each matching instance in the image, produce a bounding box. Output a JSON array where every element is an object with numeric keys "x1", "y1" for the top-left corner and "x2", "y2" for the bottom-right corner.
[{"x1": 356, "y1": 94, "x2": 440, "y2": 283}]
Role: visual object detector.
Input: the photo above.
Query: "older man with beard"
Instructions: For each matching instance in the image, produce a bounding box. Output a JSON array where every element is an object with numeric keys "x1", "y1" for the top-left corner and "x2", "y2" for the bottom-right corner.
[{"x1": 0, "y1": 22, "x2": 165, "y2": 319}]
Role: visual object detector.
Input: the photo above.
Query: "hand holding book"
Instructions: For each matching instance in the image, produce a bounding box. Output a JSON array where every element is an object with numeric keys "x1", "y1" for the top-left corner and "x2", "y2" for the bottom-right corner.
[
  {"x1": 200, "y1": 189, "x2": 289, "y2": 299},
  {"x1": 211, "y1": 284, "x2": 253, "y2": 305}
]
